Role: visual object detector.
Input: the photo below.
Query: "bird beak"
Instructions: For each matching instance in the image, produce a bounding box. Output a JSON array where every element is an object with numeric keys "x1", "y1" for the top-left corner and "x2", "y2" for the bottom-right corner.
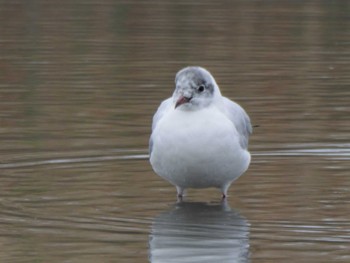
[{"x1": 175, "y1": 95, "x2": 192, "y2": 108}]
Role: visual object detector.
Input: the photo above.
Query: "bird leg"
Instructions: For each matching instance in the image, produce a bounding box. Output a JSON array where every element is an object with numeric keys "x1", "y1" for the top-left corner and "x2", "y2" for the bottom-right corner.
[{"x1": 176, "y1": 186, "x2": 184, "y2": 201}]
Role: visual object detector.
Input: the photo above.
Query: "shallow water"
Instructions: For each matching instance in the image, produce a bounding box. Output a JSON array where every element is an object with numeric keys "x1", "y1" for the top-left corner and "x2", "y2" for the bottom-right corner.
[{"x1": 1, "y1": 0, "x2": 350, "y2": 262}]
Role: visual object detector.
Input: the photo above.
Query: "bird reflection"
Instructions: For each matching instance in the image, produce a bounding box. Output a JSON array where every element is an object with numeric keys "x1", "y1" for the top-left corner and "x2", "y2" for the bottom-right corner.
[{"x1": 149, "y1": 201, "x2": 250, "y2": 263}]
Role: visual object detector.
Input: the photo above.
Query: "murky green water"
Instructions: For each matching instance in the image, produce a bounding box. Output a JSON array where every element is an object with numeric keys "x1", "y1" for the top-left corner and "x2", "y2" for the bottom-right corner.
[{"x1": 1, "y1": 1, "x2": 349, "y2": 262}]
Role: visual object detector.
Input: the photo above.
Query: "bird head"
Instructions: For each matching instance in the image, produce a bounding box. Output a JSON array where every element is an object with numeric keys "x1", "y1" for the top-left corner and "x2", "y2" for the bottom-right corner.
[{"x1": 173, "y1": 67, "x2": 221, "y2": 111}]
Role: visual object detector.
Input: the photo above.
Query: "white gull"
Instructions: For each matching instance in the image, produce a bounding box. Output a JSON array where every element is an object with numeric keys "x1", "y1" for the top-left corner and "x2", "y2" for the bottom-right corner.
[{"x1": 149, "y1": 66, "x2": 252, "y2": 198}]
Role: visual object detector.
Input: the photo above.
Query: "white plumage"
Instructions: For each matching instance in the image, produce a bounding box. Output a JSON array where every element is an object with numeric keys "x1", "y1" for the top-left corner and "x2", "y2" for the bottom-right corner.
[{"x1": 149, "y1": 66, "x2": 252, "y2": 198}]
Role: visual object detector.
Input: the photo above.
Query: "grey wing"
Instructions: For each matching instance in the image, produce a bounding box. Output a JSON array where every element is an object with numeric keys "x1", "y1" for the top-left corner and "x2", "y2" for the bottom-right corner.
[
  {"x1": 222, "y1": 97, "x2": 252, "y2": 149},
  {"x1": 149, "y1": 97, "x2": 173, "y2": 155}
]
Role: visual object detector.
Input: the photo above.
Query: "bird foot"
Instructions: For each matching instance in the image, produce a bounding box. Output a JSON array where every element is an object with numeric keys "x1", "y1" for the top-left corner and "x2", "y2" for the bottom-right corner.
[{"x1": 176, "y1": 194, "x2": 183, "y2": 202}]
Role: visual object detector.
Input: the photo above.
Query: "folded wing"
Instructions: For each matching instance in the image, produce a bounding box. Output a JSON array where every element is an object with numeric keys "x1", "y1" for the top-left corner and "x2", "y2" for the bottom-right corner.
[{"x1": 221, "y1": 97, "x2": 252, "y2": 149}]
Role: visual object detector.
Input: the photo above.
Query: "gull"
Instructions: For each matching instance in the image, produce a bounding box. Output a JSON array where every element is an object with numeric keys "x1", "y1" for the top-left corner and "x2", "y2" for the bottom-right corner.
[{"x1": 149, "y1": 66, "x2": 252, "y2": 198}]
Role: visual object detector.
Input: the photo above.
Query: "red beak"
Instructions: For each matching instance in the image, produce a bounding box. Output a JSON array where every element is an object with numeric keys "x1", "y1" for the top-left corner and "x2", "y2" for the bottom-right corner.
[{"x1": 175, "y1": 96, "x2": 191, "y2": 108}]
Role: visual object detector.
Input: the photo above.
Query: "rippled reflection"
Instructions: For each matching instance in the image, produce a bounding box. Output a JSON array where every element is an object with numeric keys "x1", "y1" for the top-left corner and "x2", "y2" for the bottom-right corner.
[{"x1": 149, "y1": 201, "x2": 250, "y2": 263}]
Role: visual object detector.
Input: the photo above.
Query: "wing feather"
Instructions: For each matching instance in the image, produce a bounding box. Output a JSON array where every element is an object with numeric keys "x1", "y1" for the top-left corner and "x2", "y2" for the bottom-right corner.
[{"x1": 221, "y1": 97, "x2": 252, "y2": 149}]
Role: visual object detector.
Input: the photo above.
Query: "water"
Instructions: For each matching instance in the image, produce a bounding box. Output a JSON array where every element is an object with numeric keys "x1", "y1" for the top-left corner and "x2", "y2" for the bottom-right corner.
[{"x1": 1, "y1": 0, "x2": 350, "y2": 262}]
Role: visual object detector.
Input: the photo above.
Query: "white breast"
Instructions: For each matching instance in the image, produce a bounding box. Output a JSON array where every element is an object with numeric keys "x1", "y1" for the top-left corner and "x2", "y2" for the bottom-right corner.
[{"x1": 150, "y1": 105, "x2": 250, "y2": 190}]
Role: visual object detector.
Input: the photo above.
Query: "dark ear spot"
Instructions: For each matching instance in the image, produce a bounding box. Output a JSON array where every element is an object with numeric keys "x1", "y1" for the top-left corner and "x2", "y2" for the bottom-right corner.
[{"x1": 207, "y1": 83, "x2": 214, "y2": 94}]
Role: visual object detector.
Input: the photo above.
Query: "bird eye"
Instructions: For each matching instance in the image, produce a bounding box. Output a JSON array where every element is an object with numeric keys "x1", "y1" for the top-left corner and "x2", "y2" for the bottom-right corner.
[{"x1": 198, "y1": 85, "x2": 205, "y2": 92}]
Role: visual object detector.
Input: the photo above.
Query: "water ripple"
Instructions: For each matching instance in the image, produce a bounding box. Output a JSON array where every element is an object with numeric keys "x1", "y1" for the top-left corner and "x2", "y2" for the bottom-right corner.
[
  {"x1": 0, "y1": 153, "x2": 149, "y2": 169},
  {"x1": 1, "y1": 144, "x2": 349, "y2": 169}
]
